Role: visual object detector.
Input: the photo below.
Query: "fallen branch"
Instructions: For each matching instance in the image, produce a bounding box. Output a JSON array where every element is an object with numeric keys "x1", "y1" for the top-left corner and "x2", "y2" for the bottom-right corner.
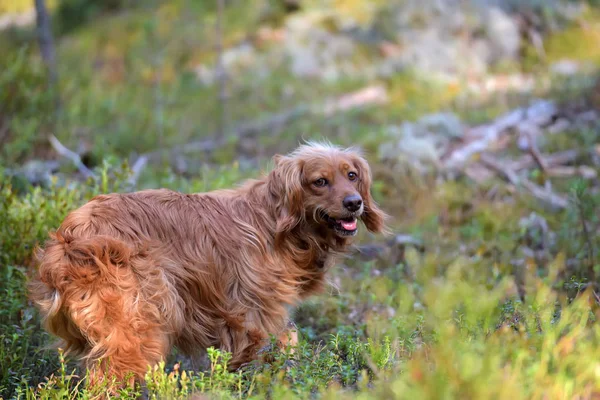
[
  {"x1": 443, "y1": 100, "x2": 559, "y2": 170},
  {"x1": 127, "y1": 155, "x2": 149, "y2": 187},
  {"x1": 546, "y1": 166, "x2": 597, "y2": 180},
  {"x1": 525, "y1": 132, "x2": 548, "y2": 173},
  {"x1": 511, "y1": 149, "x2": 580, "y2": 171},
  {"x1": 48, "y1": 135, "x2": 96, "y2": 179},
  {"x1": 479, "y1": 153, "x2": 569, "y2": 209},
  {"x1": 443, "y1": 108, "x2": 525, "y2": 169},
  {"x1": 387, "y1": 234, "x2": 425, "y2": 253},
  {"x1": 353, "y1": 234, "x2": 424, "y2": 280}
]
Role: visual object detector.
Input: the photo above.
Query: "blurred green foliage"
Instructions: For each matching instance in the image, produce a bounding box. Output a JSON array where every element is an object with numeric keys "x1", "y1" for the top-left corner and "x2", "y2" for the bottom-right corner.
[
  {"x1": 0, "y1": 47, "x2": 56, "y2": 164},
  {"x1": 54, "y1": 0, "x2": 136, "y2": 34}
]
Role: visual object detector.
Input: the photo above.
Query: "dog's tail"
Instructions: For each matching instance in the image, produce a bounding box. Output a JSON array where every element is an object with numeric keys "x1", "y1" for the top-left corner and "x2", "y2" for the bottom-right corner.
[{"x1": 28, "y1": 231, "x2": 176, "y2": 381}]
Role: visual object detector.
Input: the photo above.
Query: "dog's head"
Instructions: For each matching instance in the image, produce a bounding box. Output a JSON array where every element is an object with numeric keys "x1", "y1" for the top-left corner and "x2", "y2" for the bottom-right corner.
[{"x1": 268, "y1": 142, "x2": 386, "y2": 239}]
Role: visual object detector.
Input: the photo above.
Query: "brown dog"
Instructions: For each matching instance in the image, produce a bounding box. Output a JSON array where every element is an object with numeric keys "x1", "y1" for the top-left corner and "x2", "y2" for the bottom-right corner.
[{"x1": 28, "y1": 142, "x2": 386, "y2": 384}]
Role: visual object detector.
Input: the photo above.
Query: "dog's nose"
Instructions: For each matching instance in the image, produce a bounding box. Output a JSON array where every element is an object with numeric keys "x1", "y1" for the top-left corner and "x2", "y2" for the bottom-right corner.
[{"x1": 343, "y1": 195, "x2": 363, "y2": 212}]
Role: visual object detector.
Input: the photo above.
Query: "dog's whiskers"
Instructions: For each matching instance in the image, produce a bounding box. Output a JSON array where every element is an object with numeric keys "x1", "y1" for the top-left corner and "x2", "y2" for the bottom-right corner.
[{"x1": 312, "y1": 206, "x2": 326, "y2": 225}]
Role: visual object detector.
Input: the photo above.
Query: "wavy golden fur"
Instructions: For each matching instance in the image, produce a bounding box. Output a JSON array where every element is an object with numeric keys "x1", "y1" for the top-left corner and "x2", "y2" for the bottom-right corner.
[{"x1": 28, "y1": 142, "x2": 386, "y2": 384}]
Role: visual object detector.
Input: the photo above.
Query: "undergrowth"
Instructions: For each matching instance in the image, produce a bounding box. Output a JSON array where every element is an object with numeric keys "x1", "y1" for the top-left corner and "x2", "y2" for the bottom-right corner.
[{"x1": 2, "y1": 164, "x2": 600, "y2": 399}]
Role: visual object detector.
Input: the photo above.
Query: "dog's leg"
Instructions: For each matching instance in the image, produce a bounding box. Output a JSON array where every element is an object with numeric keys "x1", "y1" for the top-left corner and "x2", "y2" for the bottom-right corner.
[
  {"x1": 70, "y1": 288, "x2": 170, "y2": 384},
  {"x1": 218, "y1": 324, "x2": 267, "y2": 370},
  {"x1": 274, "y1": 320, "x2": 299, "y2": 370},
  {"x1": 277, "y1": 320, "x2": 299, "y2": 350},
  {"x1": 229, "y1": 320, "x2": 299, "y2": 370}
]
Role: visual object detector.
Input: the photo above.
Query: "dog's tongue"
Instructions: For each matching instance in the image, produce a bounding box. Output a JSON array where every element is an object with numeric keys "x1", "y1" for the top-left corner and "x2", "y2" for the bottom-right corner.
[{"x1": 338, "y1": 219, "x2": 357, "y2": 231}]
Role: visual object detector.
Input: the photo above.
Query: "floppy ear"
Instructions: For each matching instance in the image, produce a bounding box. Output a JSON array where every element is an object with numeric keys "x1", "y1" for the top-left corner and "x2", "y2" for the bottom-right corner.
[
  {"x1": 352, "y1": 153, "x2": 387, "y2": 234},
  {"x1": 268, "y1": 154, "x2": 305, "y2": 237}
]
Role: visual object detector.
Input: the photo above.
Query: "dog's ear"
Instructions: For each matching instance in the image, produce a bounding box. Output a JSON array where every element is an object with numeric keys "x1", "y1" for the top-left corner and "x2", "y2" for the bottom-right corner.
[
  {"x1": 352, "y1": 153, "x2": 388, "y2": 234},
  {"x1": 269, "y1": 154, "x2": 305, "y2": 237}
]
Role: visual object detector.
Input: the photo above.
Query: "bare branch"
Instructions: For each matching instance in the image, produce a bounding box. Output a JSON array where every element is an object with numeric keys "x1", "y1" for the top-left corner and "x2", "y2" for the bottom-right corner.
[
  {"x1": 48, "y1": 135, "x2": 96, "y2": 179},
  {"x1": 480, "y1": 153, "x2": 569, "y2": 209},
  {"x1": 127, "y1": 155, "x2": 149, "y2": 187},
  {"x1": 443, "y1": 108, "x2": 525, "y2": 169},
  {"x1": 525, "y1": 132, "x2": 548, "y2": 173},
  {"x1": 546, "y1": 166, "x2": 597, "y2": 180},
  {"x1": 511, "y1": 150, "x2": 580, "y2": 171}
]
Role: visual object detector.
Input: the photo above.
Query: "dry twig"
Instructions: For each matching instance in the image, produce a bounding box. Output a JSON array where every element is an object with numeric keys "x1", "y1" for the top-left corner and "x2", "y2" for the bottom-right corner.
[
  {"x1": 479, "y1": 153, "x2": 569, "y2": 209},
  {"x1": 511, "y1": 150, "x2": 580, "y2": 171},
  {"x1": 525, "y1": 132, "x2": 548, "y2": 173},
  {"x1": 48, "y1": 135, "x2": 96, "y2": 179},
  {"x1": 546, "y1": 166, "x2": 597, "y2": 180},
  {"x1": 444, "y1": 108, "x2": 525, "y2": 169},
  {"x1": 127, "y1": 155, "x2": 149, "y2": 187}
]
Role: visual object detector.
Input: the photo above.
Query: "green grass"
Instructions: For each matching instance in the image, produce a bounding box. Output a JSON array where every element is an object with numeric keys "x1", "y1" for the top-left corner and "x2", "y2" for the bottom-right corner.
[
  {"x1": 3, "y1": 147, "x2": 600, "y2": 399},
  {"x1": 2, "y1": 0, "x2": 600, "y2": 398},
  {"x1": 2, "y1": 174, "x2": 600, "y2": 399}
]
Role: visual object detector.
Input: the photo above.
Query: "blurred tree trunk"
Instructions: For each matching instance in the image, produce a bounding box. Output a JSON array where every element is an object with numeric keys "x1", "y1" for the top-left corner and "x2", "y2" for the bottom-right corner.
[
  {"x1": 34, "y1": 0, "x2": 57, "y2": 86},
  {"x1": 215, "y1": 0, "x2": 228, "y2": 139}
]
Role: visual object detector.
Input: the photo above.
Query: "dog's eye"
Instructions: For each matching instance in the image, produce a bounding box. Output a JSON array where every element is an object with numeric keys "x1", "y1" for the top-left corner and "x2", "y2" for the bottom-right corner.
[
  {"x1": 314, "y1": 178, "x2": 328, "y2": 187},
  {"x1": 348, "y1": 172, "x2": 358, "y2": 181}
]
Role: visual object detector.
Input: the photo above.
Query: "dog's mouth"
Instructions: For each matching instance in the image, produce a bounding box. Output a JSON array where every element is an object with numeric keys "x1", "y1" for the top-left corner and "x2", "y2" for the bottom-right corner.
[{"x1": 320, "y1": 212, "x2": 359, "y2": 237}]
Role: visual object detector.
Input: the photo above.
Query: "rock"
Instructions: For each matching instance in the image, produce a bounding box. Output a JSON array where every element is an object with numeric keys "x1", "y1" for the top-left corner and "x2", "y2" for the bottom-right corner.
[
  {"x1": 464, "y1": 163, "x2": 496, "y2": 183},
  {"x1": 550, "y1": 59, "x2": 581, "y2": 76},
  {"x1": 173, "y1": 156, "x2": 188, "y2": 175},
  {"x1": 286, "y1": 43, "x2": 319, "y2": 78},
  {"x1": 379, "y1": 125, "x2": 442, "y2": 173},
  {"x1": 576, "y1": 110, "x2": 599, "y2": 125},
  {"x1": 283, "y1": 14, "x2": 356, "y2": 80},
  {"x1": 369, "y1": 3, "x2": 526, "y2": 79},
  {"x1": 193, "y1": 42, "x2": 260, "y2": 86},
  {"x1": 194, "y1": 2, "x2": 575, "y2": 85},
  {"x1": 388, "y1": 234, "x2": 425, "y2": 252},
  {"x1": 419, "y1": 113, "x2": 465, "y2": 139},
  {"x1": 513, "y1": 100, "x2": 558, "y2": 150},
  {"x1": 556, "y1": 1, "x2": 587, "y2": 22},
  {"x1": 378, "y1": 112, "x2": 464, "y2": 173},
  {"x1": 547, "y1": 119, "x2": 571, "y2": 135},
  {"x1": 354, "y1": 243, "x2": 389, "y2": 262},
  {"x1": 0, "y1": 9, "x2": 35, "y2": 31},
  {"x1": 483, "y1": 7, "x2": 521, "y2": 62},
  {"x1": 526, "y1": 100, "x2": 557, "y2": 127},
  {"x1": 516, "y1": 121, "x2": 542, "y2": 151},
  {"x1": 465, "y1": 74, "x2": 538, "y2": 96},
  {"x1": 518, "y1": 212, "x2": 553, "y2": 251},
  {"x1": 396, "y1": 28, "x2": 489, "y2": 77},
  {"x1": 222, "y1": 42, "x2": 256, "y2": 69},
  {"x1": 18, "y1": 160, "x2": 60, "y2": 187},
  {"x1": 193, "y1": 64, "x2": 216, "y2": 86}
]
